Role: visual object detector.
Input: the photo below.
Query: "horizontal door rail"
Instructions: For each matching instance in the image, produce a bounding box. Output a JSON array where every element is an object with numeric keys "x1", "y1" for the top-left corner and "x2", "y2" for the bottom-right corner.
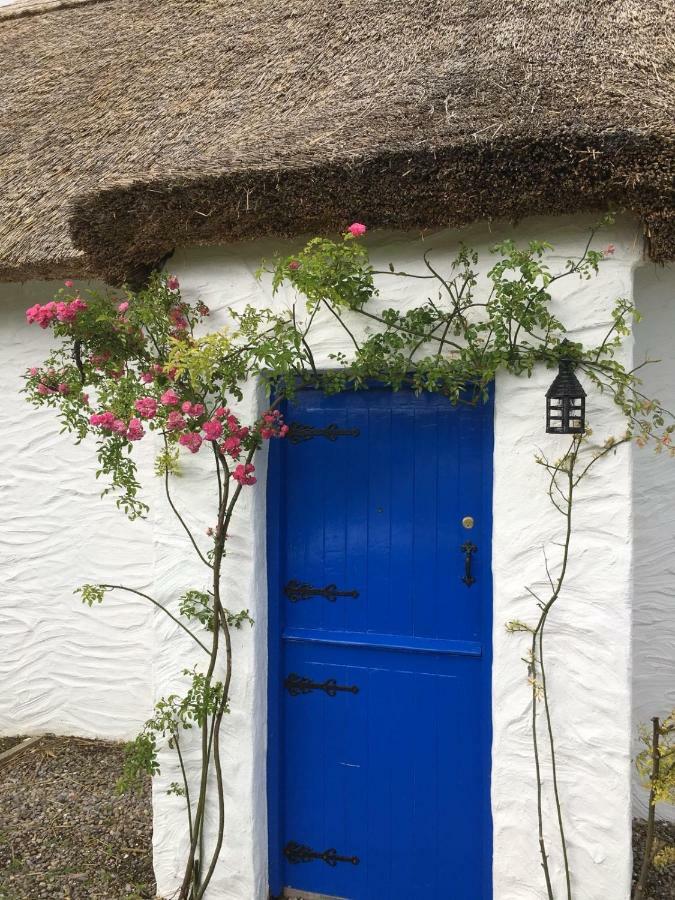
[{"x1": 282, "y1": 627, "x2": 482, "y2": 658}]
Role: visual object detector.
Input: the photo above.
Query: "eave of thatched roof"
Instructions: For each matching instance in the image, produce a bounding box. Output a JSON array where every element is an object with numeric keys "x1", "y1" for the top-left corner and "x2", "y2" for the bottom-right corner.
[{"x1": 1, "y1": 0, "x2": 673, "y2": 285}]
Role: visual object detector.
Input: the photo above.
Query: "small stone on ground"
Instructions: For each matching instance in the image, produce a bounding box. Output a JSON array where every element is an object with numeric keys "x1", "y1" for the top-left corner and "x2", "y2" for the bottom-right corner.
[{"x1": 0, "y1": 735, "x2": 156, "y2": 899}]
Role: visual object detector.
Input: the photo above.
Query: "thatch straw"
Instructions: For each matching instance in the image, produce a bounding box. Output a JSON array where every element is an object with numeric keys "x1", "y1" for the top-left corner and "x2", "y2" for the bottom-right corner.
[{"x1": 0, "y1": 0, "x2": 673, "y2": 284}]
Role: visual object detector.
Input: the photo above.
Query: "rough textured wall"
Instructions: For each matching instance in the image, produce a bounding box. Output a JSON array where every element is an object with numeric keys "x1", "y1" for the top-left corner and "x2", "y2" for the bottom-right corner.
[
  {"x1": 632, "y1": 263, "x2": 675, "y2": 823},
  {"x1": 149, "y1": 378, "x2": 270, "y2": 900},
  {"x1": 492, "y1": 249, "x2": 636, "y2": 900},
  {"x1": 154, "y1": 215, "x2": 642, "y2": 900},
  {"x1": 0, "y1": 280, "x2": 154, "y2": 739}
]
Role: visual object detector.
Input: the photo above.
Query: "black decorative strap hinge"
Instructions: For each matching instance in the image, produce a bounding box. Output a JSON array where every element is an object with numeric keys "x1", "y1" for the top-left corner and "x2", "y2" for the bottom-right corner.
[
  {"x1": 284, "y1": 580, "x2": 359, "y2": 602},
  {"x1": 283, "y1": 841, "x2": 360, "y2": 867},
  {"x1": 287, "y1": 422, "x2": 360, "y2": 444},
  {"x1": 284, "y1": 673, "x2": 359, "y2": 697}
]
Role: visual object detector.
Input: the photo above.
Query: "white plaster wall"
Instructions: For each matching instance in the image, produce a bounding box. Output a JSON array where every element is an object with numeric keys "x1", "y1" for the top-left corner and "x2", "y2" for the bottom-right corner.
[
  {"x1": 149, "y1": 379, "x2": 271, "y2": 900},
  {"x1": 151, "y1": 214, "x2": 643, "y2": 900},
  {"x1": 0, "y1": 280, "x2": 155, "y2": 739},
  {"x1": 492, "y1": 252, "x2": 637, "y2": 900},
  {"x1": 632, "y1": 263, "x2": 675, "y2": 823}
]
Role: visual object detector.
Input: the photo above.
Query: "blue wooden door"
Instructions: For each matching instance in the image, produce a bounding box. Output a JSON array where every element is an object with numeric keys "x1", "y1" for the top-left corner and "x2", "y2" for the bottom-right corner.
[{"x1": 268, "y1": 387, "x2": 493, "y2": 900}]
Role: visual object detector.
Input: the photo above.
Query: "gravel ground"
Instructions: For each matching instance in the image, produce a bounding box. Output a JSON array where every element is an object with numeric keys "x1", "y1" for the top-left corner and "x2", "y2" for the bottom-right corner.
[
  {"x1": 0, "y1": 735, "x2": 156, "y2": 900},
  {"x1": 1, "y1": 742, "x2": 672, "y2": 900},
  {"x1": 632, "y1": 819, "x2": 675, "y2": 900}
]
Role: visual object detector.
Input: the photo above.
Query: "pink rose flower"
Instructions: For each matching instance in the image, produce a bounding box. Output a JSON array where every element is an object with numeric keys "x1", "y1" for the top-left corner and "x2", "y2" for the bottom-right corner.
[
  {"x1": 64, "y1": 280, "x2": 74, "y2": 288},
  {"x1": 160, "y1": 389, "x2": 180, "y2": 406},
  {"x1": 134, "y1": 397, "x2": 158, "y2": 419},
  {"x1": 28, "y1": 367, "x2": 39, "y2": 376},
  {"x1": 26, "y1": 302, "x2": 58, "y2": 328},
  {"x1": 259, "y1": 409, "x2": 288, "y2": 439},
  {"x1": 89, "y1": 411, "x2": 116, "y2": 430},
  {"x1": 182, "y1": 402, "x2": 206, "y2": 418},
  {"x1": 55, "y1": 302, "x2": 75, "y2": 323},
  {"x1": 53, "y1": 298, "x2": 88, "y2": 324},
  {"x1": 167, "y1": 276, "x2": 180, "y2": 291},
  {"x1": 202, "y1": 419, "x2": 223, "y2": 441},
  {"x1": 220, "y1": 436, "x2": 242, "y2": 459},
  {"x1": 127, "y1": 418, "x2": 145, "y2": 441},
  {"x1": 169, "y1": 308, "x2": 188, "y2": 329},
  {"x1": 57, "y1": 383, "x2": 69, "y2": 395},
  {"x1": 140, "y1": 371, "x2": 154, "y2": 384},
  {"x1": 25, "y1": 304, "x2": 40, "y2": 324},
  {"x1": 112, "y1": 419, "x2": 128, "y2": 436},
  {"x1": 213, "y1": 406, "x2": 228, "y2": 419},
  {"x1": 232, "y1": 463, "x2": 256, "y2": 485},
  {"x1": 36, "y1": 383, "x2": 51, "y2": 395},
  {"x1": 288, "y1": 260, "x2": 300, "y2": 271},
  {"x1": 178, "y1": 432, "x2": 203, "y2": 454},
  {"x1": 166, "y1": 410, "x2": 187, "y2": 431},
  {"x1": 118, "y1": 301, "x2": 129, "y2": 313},
  {"x1": 347, "y1": 222, "x2": 367, "y2": 237}
]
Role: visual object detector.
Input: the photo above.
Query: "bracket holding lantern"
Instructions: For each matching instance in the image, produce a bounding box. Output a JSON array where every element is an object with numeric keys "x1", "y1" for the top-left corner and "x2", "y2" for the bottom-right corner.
[{"x1": 546, "y1": 340, "x2": 586, "y2": 434}]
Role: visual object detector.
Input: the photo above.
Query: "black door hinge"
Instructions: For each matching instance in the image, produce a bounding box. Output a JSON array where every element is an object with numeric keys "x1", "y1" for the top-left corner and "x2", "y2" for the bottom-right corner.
[
  {"x1": 283, "y1": 841, "x2": 360, "y2": 866},
  {"x1": 284, "y1": 673, "x2": 359, "y2": 697},
  {"x1": 287, "y1": 422, "x2": 360, "y2": 444},
  {"x1": 284, "y1": 580, "x2": 359, "y2": 602}
]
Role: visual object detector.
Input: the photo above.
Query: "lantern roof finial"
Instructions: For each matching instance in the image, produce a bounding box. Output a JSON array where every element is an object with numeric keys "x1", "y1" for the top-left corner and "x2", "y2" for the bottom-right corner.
[{"x1": 546, "y1": 342, "x2": 586, "y2": 400}]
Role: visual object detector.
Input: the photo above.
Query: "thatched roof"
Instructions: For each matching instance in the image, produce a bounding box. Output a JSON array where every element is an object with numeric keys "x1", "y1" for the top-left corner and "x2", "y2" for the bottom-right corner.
[{"x1": 0, "y1": 0, "x2": 673, "y2": 284}]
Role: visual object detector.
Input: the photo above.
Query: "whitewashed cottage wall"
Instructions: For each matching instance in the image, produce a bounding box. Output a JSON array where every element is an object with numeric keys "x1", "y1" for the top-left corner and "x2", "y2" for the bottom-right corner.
[
  {"x1": 152, "y1": 215, "x2": 642, "y2": 900},
  {"x1": 0, "y1": 280, "x2": 155, "y2": 739},
  {"x1": 632, "y1": 263, "x2": 675, "y2": 822},
  {"x1": 1, "y1": 215, "x2": 674, "y2": 899}
]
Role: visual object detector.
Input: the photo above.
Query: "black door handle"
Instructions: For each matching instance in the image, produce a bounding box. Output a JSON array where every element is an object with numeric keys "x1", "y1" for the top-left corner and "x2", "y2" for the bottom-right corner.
[{"x1": 461, "y1": 542, "x2": 477, "y2": 587}]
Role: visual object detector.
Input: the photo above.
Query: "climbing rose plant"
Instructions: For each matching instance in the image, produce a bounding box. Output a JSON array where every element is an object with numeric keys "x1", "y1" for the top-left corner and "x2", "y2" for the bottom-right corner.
[{"x1": 23, "y1": 220, "x2": 674, "y2": 899}]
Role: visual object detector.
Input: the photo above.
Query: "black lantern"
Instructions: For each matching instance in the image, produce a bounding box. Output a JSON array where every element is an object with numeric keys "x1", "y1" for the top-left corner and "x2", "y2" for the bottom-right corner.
[{"x1": 546, "y1": 342, "x2": 586, "y2": 434}]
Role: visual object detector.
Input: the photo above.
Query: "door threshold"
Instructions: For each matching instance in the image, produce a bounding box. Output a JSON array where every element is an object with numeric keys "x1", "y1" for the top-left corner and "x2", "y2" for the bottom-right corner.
[{"x1": 283, "y1": 889, "x2": 348, "y2": 900}]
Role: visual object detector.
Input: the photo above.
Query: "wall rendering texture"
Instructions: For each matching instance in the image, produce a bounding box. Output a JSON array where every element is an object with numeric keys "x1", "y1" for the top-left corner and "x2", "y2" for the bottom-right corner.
[
  {"x1": 632, "y1": 263, "x2": 675, "y2": 823},
  {"x1": 0, "y1": 280, "x2": 155, "y2": 740}
]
